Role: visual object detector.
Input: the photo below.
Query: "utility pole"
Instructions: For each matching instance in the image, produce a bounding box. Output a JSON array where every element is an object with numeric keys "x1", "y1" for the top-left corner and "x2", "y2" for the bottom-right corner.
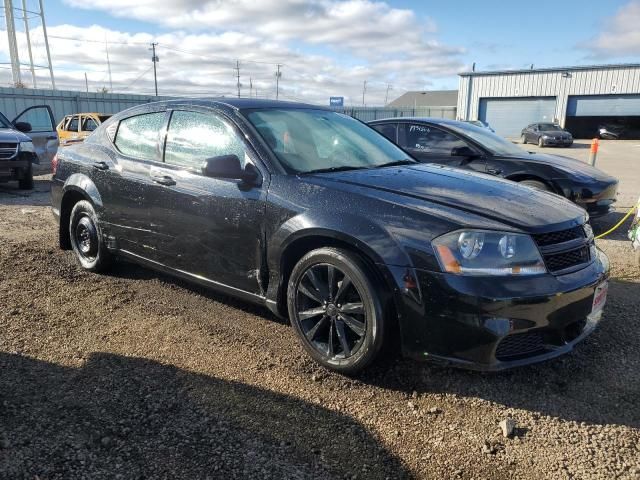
[
  {"x1": 275, "y1": 64, "x2": 282, "y2": 100},
  {"x1": 235, "y1": 60, "x2": 241, "y2": 98},
  {"x1": 105, "y1": 37, "x2": 113, "y2": 92},
  {"x1": 150, "y1": 42, "x2": 159, "y2": 96},
  {"x1": 384, "y1": 84, "x2": 392, "y2": 105},
  {"x1": 249, "y1": 77, "x2": 253, "y2": 98},
  {"x1": 4, "y1": 0, "x2": 21, "y2": 86},
  {"x1": 362, "y1": 80, "x2": 367, "y2": 106},
  {"x1": 22, "y1": 0, "x2": 36, "y2": 87},
  {"x1": 84, "y1": 72, "x2": 89, "y2": 93}
]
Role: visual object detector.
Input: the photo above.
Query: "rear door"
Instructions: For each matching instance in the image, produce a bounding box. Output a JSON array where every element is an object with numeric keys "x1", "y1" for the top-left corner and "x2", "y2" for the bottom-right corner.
[
  {"x1": 397, "y1": 122, "x2": 486, "y2": 172},
  {"x1": 12, "y1": 105, "x2": 58, "y2": 166}
]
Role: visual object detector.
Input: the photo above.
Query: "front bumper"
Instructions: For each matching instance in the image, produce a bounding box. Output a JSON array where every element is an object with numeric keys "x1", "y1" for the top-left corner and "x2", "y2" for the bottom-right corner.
[
  {"x1": 389, "y1": 248, "x2": 609, "y2": 370},
  {"x1": 0, "y1": 159, "x2": 30, "y2": 181},
  {"x1": 541, "y1": 137, "x2": 573, "y2": 147}
]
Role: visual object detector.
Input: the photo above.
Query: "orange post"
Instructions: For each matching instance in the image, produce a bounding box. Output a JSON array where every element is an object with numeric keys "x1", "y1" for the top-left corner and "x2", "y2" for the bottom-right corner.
[{"x1": 589, "y1": 138, "x2": 599, "y2": 166}]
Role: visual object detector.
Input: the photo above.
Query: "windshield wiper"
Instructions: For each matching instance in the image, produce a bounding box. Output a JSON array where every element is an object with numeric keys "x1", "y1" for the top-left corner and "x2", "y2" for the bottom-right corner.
[
  {"x1": 374, "y1": 159, "x2": 417, "y2": 168},
  {"x1": 303, "y1": 165, "x2": 369, "y2": 174}
]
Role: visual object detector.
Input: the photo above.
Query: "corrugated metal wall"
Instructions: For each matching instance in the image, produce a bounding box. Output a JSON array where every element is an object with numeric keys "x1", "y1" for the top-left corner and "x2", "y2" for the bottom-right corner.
[
  {"x1": 457, "y1": 65, "x2": 640, "y2": 127},
  {"x1": 0, "y1": 86, "x2": 171, "y2": 124}
]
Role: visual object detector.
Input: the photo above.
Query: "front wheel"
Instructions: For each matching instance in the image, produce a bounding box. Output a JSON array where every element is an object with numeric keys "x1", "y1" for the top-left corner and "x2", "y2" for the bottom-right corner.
[
  {"x1": 519, "y1": 179, "x2": 550, "y2": 191},
  {"x1": 18, "y1": 163, "x2": 33, "y2": 190},
  {"x1": 521, "y1": 134, "x2": 527, "y2": 145},
  {"x1": 287, "y1": 247, "x2": 386, "y2": 374},
  {"x1": 538, "y1": 137, "x2": 545, "y2": 148},
  {"x1": 69, "y1": 200, "x2": 112, "y2": 272}
]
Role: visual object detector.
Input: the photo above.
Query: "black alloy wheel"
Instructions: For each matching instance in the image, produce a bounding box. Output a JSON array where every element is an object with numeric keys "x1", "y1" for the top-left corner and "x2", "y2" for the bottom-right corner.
[
  {"x1": 288, "y1": 248, "x2": 385, "y2": 374},
  {"x1": 69, "y1": 200, "x2": 111, "y2": 272}
]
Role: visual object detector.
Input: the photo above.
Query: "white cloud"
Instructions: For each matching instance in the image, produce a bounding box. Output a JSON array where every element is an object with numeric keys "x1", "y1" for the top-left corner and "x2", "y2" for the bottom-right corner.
[
  {"x1": 582, "y1": 0, "x2": 640, "y2": 58},
  {"x1": 0, "y1": 0, "x2": 465, "y2": 105}
]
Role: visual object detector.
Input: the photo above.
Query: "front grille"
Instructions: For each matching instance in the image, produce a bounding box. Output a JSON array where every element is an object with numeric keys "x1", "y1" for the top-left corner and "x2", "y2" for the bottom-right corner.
[
  {"x1": 533, "y1": 226, "x2": 585, "y2": 246},
  {"x1": 544, "y1": 246, "x2": 590, "y2": 273},
  {"x1": 0, "y1": 142, "x2": 18, "y2": 159},
  {"x1": 533, "y1": 225, "x2": 592, "y2": 274},
  {"x1": 496, "y1": 332, "x2": 545, "y2": 360}
]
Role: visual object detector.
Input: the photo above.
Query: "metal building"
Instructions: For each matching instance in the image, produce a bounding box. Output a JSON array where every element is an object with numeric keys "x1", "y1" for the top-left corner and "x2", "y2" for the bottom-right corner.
[{"x1": 457, "y1": 63, "x2": 640, "y2": 138}]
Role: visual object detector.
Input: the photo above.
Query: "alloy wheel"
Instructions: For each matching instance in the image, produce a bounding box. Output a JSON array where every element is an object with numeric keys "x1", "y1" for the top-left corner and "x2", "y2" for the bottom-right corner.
[{"x1": 294, "y1": 263, "x2": 367, "y2": 360}]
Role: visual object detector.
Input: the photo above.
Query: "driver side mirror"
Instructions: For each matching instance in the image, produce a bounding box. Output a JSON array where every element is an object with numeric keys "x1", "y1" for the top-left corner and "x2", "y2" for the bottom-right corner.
[
  {"x1": 451, "y1": 145, "x2": 479, "y2": 157},
  {"x1": 202, "y1": 154, "x2": 261, "y2": 185},
  {"x1": 14, "y1": 121, "x2": 32, "y2": 133}
]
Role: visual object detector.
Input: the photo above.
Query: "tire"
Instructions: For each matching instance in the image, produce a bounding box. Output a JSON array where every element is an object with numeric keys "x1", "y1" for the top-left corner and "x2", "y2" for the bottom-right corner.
[
  {"x1": 18, "y1": 163, "x2": 33, "y2": 190},
  {"x1": 521, "y1": 134, "x2": 527, "y2": 145},
  {"x1": 69, "y1": 200, "x2": 111, "y2": 272},
  {"x1": 519, "y1": 179, "x2": 550, "y2": 191},
  {"x1": 287, "y1": 247, "x2": 386, "y2": 375},
  {"x1": 537, "y1": 136, "x2": 545, "y2": 148}
]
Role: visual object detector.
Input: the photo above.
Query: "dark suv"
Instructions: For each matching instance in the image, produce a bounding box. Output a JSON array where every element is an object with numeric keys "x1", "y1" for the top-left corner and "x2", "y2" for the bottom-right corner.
[{"x1": 51, "y1": 99, "x2": 609, "y2": 374}]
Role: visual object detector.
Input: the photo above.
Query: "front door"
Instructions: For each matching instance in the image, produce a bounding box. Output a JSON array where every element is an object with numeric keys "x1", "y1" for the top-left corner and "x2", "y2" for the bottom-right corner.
[
  {"x1": 12, "y1": 105, "x2": 58, "y2": 167},
  {"x1": 397, "y1": 122, "x2": 486, "y2": 173},
  {"x1": 143, "y1": 109, "x2": 266, "y2": 294}
]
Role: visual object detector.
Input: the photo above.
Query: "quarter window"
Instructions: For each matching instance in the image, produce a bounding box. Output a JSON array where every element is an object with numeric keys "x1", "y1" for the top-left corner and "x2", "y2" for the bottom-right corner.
[
  {"x1": 372, "y1": 124, "x2": 397, "y2": 142},
  {"x1": 164, "y1": 111, "x2": 248, "y2": 169},
  {"x1": 398, "y1": 123, "x2": 468, "y2": 155},
  {"x1": 114, "y1": 112, "x2": 165, "y2": 161}
]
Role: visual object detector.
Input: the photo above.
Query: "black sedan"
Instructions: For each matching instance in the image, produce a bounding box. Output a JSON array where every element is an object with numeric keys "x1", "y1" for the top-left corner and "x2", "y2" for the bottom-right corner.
[
  {"x1": 521, "y1": 122, "x2": 573, "y2": 147},
  {"x1": 52, "y1": 99, "x2": 609, "y2": 374},
  {"x1": 370, "y1": 118, "x2": 618, "y2": 218}
]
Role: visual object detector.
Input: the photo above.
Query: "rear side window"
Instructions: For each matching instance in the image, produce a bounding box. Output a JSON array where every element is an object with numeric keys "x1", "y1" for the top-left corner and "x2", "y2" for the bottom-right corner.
[
  {"x1": 372, "y1": 123, "x2": 397, "y2": 142},
  {"x1": 164, "y1": 111, "x2": 247, "y2": 169},
  {"x1": 82, "y1": 117, "x2": 99, "y2": 132},
  {"x1": 115, "y1": 112, "x2": 165, "y2": 161}
]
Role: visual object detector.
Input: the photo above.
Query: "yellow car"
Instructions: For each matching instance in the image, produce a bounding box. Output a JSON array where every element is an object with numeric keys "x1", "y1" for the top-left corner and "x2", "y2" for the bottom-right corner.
[{"x1": 57, "y1": 113, "x2": 112, "y2": 146}]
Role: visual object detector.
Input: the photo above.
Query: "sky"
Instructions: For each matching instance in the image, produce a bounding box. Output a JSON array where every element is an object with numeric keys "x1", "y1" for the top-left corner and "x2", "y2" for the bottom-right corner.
[{"x1": 0, "y1": 0, "x2": 638, "y2": 105}]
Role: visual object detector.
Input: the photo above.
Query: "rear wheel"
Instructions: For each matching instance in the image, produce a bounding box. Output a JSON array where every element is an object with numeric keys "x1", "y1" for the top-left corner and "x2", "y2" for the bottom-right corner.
[
  {"x1": 287, "y1": 247, "x2": 385, "y2": 374},
  {"x1": 69, "y1": 200, "x2": 111, "y2": 272},
  {"x1": 519, "y1": 179, "x2": 549, "y2": 191},
  {"x1": 18, "y1": 163, "x2": 33, "y2": 190}
]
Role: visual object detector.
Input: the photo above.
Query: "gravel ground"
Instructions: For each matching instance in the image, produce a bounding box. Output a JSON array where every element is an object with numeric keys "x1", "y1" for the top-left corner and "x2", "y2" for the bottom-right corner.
[{"x1": 0, "y1": 176, "x2": 639, "y2": 480}]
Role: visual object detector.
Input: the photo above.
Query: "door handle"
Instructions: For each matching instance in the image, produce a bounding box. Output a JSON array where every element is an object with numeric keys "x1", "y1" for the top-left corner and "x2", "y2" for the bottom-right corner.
[
  {"x1": 93, "y1": 161, "x2": 109, "y2": 171},
  {"x1": 151, "y1": 173, "x2": 176, "y2": 186}
]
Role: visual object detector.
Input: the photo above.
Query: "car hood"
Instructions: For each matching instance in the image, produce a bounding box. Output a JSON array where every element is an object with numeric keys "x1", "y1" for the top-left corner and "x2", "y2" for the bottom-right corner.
[
  {"x1": 0, "y1": 128, "x2": 31, "y2": 142},
  {"x1": 309, "y1": 164, "x2": 586, "y2": 232},
  {"x1": 500, "y1": 152, "x2": 616, "y2": 182}
]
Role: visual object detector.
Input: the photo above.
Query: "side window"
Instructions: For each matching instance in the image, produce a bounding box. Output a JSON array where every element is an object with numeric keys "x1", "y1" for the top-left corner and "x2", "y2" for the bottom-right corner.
[
  {"x1": 82, "y1": 117, "x2": 99, "y2": 132},
  {"x1": 67, "y1": 116, "x2": 79, "y2": 132},
  {"x1": 13, "y1": 105, "x2": 54, "y2": 132},
  {"x1": 164, "y1": 111, "x2": 248, "y2": 170},
  {"x1": 372, "y1": 124, "x2": 397, "y2": 142},
  {"x1": 399, "y1": 124, "x2": 468, "y2": 155},
  {"x1": 114, "y1": 112, "x2": 165, "y2": 160}
]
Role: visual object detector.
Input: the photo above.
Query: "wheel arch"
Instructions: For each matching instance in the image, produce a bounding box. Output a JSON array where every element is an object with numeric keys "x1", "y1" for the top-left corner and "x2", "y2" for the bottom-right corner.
[{"x1": 58, "y1": 174, "x2": 103, "y2": 250}]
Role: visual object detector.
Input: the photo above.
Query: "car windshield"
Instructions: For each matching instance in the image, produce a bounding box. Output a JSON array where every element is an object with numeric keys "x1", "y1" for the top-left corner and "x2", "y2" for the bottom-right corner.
[
  {"x1": 448, "y1": 121, "x2": 527, "y2": 156},
  {"x1": 538, "y1": 123, "x2": 562, "y2": 131},
  {"x1": 245, "y1": 108, "x2": 414, "y2": 174}
]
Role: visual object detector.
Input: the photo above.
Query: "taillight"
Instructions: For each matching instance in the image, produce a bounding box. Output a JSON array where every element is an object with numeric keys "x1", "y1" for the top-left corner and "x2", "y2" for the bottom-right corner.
[{"x1": 51, "y1": 154, "x2": 59, "y2": 175}]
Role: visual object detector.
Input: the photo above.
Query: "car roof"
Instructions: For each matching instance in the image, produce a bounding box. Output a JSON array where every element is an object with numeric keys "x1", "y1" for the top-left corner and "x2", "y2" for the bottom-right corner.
[
  {"x1": 369, "y1": 117, "x2": 468, "y2": 127},
  {"x1": 147, "y1": 98, "x2": 325, "y2": 111}
]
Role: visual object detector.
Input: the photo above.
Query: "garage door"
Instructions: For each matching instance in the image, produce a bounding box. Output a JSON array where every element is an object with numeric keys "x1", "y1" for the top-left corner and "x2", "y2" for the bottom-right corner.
[
  {"x1": 478, "y1": 97, "x2": 556, "y2": 137},
  {"x1": 567, "y1": 95, "x2": 640, "y2": 116}
]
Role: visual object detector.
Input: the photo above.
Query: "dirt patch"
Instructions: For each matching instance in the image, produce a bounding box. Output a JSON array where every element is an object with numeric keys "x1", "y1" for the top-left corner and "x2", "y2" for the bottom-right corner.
[{"x1": 1, "y1": 177, "x2": 639, "y2": 479}]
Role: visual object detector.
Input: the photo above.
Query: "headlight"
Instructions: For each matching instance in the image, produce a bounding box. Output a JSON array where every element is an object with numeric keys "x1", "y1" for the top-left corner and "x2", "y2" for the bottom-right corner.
[
  {"x1": 432, "y1": 230, "x2": 546, "y2": 276},
  {"x1": 19, "y1": 141, "x2": 35, "y2": 153},
  {"x1": 542, "y1": 135, "x2": 550, "y2": 139}
]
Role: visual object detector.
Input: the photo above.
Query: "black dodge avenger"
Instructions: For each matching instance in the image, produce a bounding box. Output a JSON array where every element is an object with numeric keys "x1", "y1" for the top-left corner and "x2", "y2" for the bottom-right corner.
[
  {"x1": 370, "y1": 118, "x2": 618, "y2": 218},
  {"x1": 51, "y1": 99, "x2": 609, "y2": 374}
]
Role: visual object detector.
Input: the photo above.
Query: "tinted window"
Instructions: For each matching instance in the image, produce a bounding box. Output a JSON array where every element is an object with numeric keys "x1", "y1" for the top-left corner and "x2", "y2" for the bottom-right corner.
[
  {"x1": 67, "y1": 117, "x2": 79, "y2": 132},
  {"x1": 82, "y1": 117, "x2": 99, "y2": 132},
  {"x1": 399, "y1": 123, "x2": 467, "y2": 155},
  {"x1": 115, "y1": 112, "x2": 165, "y2": 160},
  {"x1": 164, "y1": 111, "x2": 247, "y2": 169},
  {"x1": 372, "y1": 124, "x2": 397, "y2": 142}
]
